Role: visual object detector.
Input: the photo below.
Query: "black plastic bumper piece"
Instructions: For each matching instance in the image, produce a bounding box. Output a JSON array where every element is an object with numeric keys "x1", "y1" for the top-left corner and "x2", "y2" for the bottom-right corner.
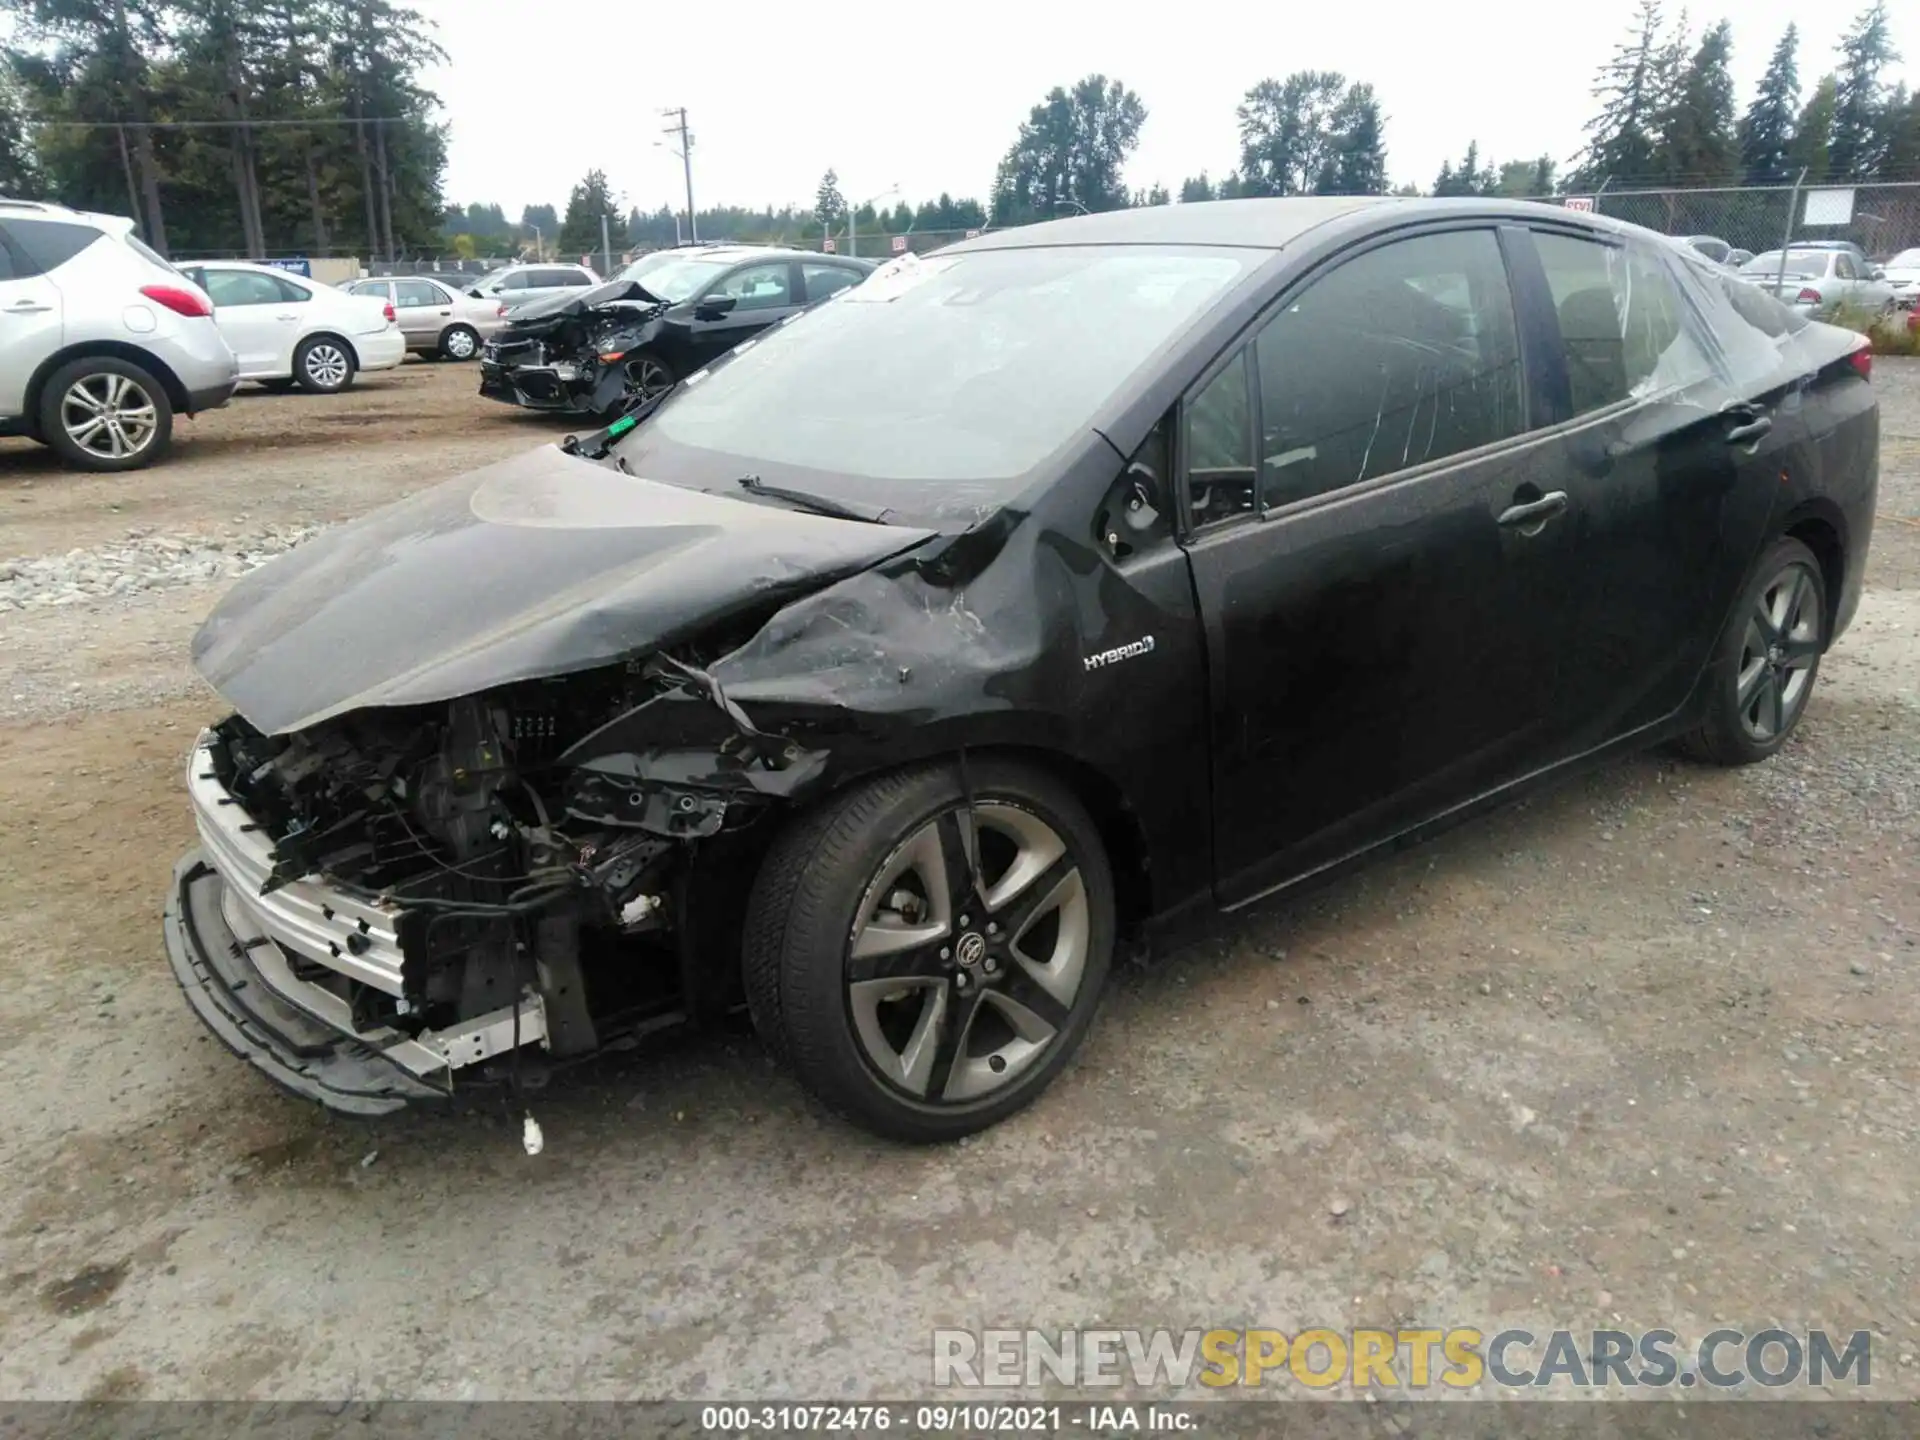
[{"x1": 163, "y1": 850, "x2": 448, "y2": 1117}]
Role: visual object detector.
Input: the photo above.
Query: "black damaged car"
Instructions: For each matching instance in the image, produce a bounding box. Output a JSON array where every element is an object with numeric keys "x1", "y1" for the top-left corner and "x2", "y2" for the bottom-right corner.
[
  {"x1": 478, "y1": 244, "x2": 876, "y2": 419},
  {"x1": 166, "y1": 198, "x2": 1878, "y2": 1142}
]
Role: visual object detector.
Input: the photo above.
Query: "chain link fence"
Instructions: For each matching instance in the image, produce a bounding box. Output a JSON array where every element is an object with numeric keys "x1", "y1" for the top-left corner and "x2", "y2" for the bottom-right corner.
[{"x1": 1583, "y1": 181, "x2": 1920, "y2": 263}]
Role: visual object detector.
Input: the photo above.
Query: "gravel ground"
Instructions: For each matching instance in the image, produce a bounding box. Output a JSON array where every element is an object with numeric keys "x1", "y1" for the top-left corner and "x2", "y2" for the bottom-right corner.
[{"x1": 0, "y1": 358, "x2": 1915, "y2": 1403}]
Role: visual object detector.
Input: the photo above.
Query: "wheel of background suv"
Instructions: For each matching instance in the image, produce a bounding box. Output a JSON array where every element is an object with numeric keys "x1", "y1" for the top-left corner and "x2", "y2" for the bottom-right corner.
[
  {"x1": 439, "y1": 324, "x2": 480, "y2": 361},
  {"x1": 294, "y1": 335, "x2": 356, "y2": 394},
  {"x1": 1678, "y1": 536, "x2": 1828, "y2": 766},
  {"x1": 37, "y1": 356, "x2": 173, "y2": 472},
  {"x1": 743, "y1": 759, "x2": 1115, "y2": 1142}
]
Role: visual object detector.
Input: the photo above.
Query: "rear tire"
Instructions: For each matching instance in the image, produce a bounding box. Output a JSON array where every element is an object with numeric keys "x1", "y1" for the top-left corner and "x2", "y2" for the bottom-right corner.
[
  {"x1": 1677, "y1": 536, "x2": 1827, "y2": 766},
  {"x1": 37, "y1": 356, "x2": 173, "y2": 472},
  {"x1": 743, "y1": 759, "x2": 1114, "y2": 1142},
  {"x1": 294, "y1": 335, "x2": 356, "y2": 394},
  {"x1": 439, "y1": 324, "x2": 480, "y2": 362}
]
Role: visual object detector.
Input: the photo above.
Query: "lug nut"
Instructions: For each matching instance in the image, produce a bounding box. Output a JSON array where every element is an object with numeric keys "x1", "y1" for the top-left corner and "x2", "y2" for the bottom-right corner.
[
  {"x1": 939, "y1": 946, "x2": 951, "y2": 960},
  {"x1": 986, "y1": 921, "x2": 998, "y2": 935},
  {"x1": 959, "y1": 915, "x2": 971, "y2": 928},
  {"x1": 983, "y1": 956, "x2": 999, "y2": 974}
]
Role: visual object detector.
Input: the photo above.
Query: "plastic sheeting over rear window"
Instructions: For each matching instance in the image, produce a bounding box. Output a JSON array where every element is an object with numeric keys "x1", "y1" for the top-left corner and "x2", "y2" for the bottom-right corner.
[
  {"x1": 646, "y1": 246, "x2": 1252, "y2": 485},
  {"x1": 1533, "y1": 231, "x2": 1716, "y2": 415}
]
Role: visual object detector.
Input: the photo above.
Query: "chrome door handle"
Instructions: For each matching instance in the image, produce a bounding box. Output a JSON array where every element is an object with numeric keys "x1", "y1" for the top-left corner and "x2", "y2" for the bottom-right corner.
[
  {"x1": 1498, "y1": 491, "x2": 1569, "y2": 531},
  {"x1": 275, "y1": 313, "x2": 300, "y2": 321},
  {"x1": 1725, "y1": 414, "x2": 1773, "y2": 446},
  {"x1": 7, "y1": 302, "x2": 52, "y2": 314}
]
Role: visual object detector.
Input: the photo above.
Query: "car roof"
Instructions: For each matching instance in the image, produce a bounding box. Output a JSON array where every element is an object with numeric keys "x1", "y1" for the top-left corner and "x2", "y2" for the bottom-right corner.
[{"x1": 0, "y1": 199, "x2": 135, "y2": 234}]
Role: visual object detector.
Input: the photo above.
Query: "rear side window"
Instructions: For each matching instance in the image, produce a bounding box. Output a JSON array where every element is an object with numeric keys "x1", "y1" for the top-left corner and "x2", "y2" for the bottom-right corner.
[
  {"x1": 394, "y1": 278, "x2": 446, "y2": 307},
  {"x1": 803, "y1": 263, "x2": 861, "y2": 302},
  {"x1": 1533, "y1": 231, "x2": 1714, "y2": 415},
  {"x1": 271, "y1": 274, "x2": 311, "y2": 303},
  {"x1": 533, "y1": 268, "x2": 591, "y2": 287},
  {"x1": 7, "y1": 218, "x2": 105, "y2": 275},
  {"x1": 203, "y1": 269, "x2": 288, "y2": 307}
]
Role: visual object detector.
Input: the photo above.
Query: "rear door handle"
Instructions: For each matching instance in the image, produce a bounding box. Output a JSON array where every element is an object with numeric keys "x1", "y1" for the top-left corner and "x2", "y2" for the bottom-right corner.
[
  {"x1": 1725, "y1": 413, "x2": 1773, "y2": 446},
  {"x1": 7, "y1": 301, "x2": 52, "y2": 314},
  {"x1": 275, "y1": 313, "x2": 300, "y2": 321},
  {"x1": 1498, "y1": 491, "x2": 1569, "y2": 531}
]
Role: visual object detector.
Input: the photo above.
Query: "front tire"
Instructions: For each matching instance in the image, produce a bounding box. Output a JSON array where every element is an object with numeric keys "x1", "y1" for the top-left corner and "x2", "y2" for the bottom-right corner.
[
  {"x1": 294, "y1": 335, "x2": 356, "y2": 394},
  {"x1": 439, "y1": 324, "x2": 480, "y2": 361},
  {"x1": 743, "y1": 760, "x2": 1114, "y2": 1142},
  {"x1": 37, "y1": 356, "x2": 173, "y2": 472},
  {"x1": 1678, "y1": 536, "x2": 1827, "y2": 766}
]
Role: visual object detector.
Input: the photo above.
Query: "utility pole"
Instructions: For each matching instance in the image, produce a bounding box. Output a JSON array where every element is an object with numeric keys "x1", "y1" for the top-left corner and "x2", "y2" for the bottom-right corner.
[
  {"x1": 661, "y1": 108, "x2": 697, "y2": 243},
  {"x1": 600, "y1": 212, "x2": 612, "y2": 276}
]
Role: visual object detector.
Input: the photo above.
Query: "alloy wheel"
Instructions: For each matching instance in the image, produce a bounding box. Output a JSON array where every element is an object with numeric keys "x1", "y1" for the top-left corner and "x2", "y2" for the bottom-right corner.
[
  {"x1": 845, "y1": 803, "x2": 1089, "y2": 1105},
  {"x1": 625, "y1": 357, "x2": 673, "y2": 402},
  {"x1": 304, "y1": 343, "x2": 350, "y2": 389},
  {"x1": 60, "y1": 373, "x2": 159, "y2": 462},
  {"x1": 1736, "y1": 562, "x2": 1822, "y2": 743}
]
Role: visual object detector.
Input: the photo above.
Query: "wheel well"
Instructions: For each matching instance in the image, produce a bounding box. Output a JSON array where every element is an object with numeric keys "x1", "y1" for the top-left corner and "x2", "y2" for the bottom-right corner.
[
  {"x1": 24, "y1": 342, "x2": 189, "y2": 434},
  {"x1": 300, "y1": 332, "x2": 360, "y2": 367},
  {"x1": 969, "y1": 745, "x2": 1154, "y2": 930},
  {"x1": 1784, "y1": 514, "x2": 1844, "y2": 634}
]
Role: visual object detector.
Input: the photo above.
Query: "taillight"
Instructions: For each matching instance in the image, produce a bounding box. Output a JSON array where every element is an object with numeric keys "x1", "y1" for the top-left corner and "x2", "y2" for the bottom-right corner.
[
  {"x1": 1796, "y1": 287, "x2": 1822, "y2": 304},
  {"x1": 1848, "y1": 342, "x2": 1872, "y2": 381},
  {"x1": 497, "y1": 303, "x2": 508, "y2": 318},
  {"x1": 383, "y1": 302, "x2": 397, "y2": 324},
  {"x1": 140, "y1": 284, "x2": 212, "y2": 318}
]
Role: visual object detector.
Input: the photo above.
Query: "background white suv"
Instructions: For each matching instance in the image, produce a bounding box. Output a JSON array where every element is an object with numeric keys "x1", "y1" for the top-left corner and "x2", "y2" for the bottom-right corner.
[
  {"x1": 0, "y1": 199, "x2": 239, "y2": 472},
  {"x1": 464, "y1": 261, "x2": 601, "y2": 310},
  {"x1": 179, "y1": 261, "x2": 405, "y2": 394}
]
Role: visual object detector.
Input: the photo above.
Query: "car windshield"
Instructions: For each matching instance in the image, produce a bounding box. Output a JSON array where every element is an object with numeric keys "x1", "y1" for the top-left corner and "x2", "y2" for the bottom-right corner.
[
  {"x1": 1742, "y1": 251, "x2": 1829, "y2": 278},
  {"x1": 630, "y1": 246, "x2": 1251, "y2": 495},
  {"x1": 613, "y1": 251, "x2": 688, "y2": 285},
  {"x1": 617, "y1": 254, "x2": 736, "y2": 302}
]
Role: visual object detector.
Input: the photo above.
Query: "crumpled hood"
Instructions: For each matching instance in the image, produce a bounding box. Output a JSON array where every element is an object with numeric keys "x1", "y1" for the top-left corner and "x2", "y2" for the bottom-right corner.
[
  {"x1": 191, "y1": 446, "x2": 934, "y2": 734},
  {"x1": 503, "y1": 279, "x2": 665, "y2": 327}
]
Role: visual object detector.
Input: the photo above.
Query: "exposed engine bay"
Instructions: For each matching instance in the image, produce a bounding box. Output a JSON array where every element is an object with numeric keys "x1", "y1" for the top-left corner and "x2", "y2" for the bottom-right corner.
[{"x1": 188, "y1": 641, "x2": 827, "y2": 1101}]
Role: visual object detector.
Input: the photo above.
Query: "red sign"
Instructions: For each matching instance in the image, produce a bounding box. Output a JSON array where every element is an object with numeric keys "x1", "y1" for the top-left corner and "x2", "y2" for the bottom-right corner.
[
  {"x1": 1562, "y1": 196, "x2": 1595, "y2": 213},
  {"x1": 965, "y1": 228, "x2": 981, "y2": 238},
  {"x1": 822, "y1": 238, "x2": 836, "y2": 253},
  {"x1": 890, "y1": 235, "x2": 907, "y2": 254}
]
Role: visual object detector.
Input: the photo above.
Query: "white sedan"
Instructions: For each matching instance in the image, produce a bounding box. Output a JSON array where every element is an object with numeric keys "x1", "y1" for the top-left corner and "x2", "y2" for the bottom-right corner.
[{"x1": 178, "y1": 261, "x2": 406, "y2": 393}]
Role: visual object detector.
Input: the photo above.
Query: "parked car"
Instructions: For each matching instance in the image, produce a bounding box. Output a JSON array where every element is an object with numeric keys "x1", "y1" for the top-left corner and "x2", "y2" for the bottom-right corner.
[
  {"x1": 166, "y1": 197, "x2": 1878, "y2": 1141},
  {"x1": 478, "y1": 245, "x2": 875, "y2": 419},
  {"x1": 1680, "y1": 234, "x2": 1734, "y2": 265},
  {"x1": 1737, "y1": 247, "x2": 1896, "y2": 315},
  {"x1": 464, "y1": 261, "x2": 600, "y2": 310},
  {"x1": 178, "y1": 261, "x2": 404, "y2": 394},
  {"x1": 1728, "y1": 248, "x2": 1755, "y2": 267},
  {"x1": 0, "y1": 198, "x2": 237, "y2": 472},
  {"x1": 343, "y1": 275, "x2": 508, "y2": 360},
  {"x1": 1881, "y1": 246, "x2": 1920, "y2": 308}
]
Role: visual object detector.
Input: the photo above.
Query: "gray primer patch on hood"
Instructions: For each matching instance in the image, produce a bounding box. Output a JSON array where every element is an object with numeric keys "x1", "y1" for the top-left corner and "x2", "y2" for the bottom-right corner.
[{"x1": 191, "y1": 445, "x2": 933, "y2": 734}]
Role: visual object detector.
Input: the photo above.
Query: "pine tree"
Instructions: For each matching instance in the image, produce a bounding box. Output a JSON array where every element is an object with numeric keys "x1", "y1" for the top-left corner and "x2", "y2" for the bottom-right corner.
[
  {"x1": 1178, "y1": 173, "x2": 1216, "y2": 202},
  {"x1": 1879, "y1": 87, "x2": 1920, "y2": 179},
  {"x1": 556, "y1": 169, "x2": 620, "y2": 258},
  {"x1": 1739, "y1": 24, "x2": 1800, "y2": 183},
  {"x1": 1655, "y1": 18, "x2": 1736, "y2": 184},
  {"x1": 1322, "y1": 82, "x2": 1387, "y2": 194},
  {"x1": 1433, "y1": 141, "x2": 1496, "y2": 196},
  {"x1": 813, "y1": 168, "x2": 845, "y2": 231},
  {"x1": 1829, "y1": 0, "x2": 1898, "y2": 179},
  {"x1": 1788, "y1": 74, "x2": 1837, "y2": 183},
  {"x1": 1573, "y1": 0, "x2": 1668, "y2": 188}
]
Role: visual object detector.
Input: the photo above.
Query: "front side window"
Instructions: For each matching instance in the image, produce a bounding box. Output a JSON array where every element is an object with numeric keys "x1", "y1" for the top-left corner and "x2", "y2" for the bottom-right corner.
[
  {"x1": 712, "y1": 262, "x2": 793, "y2": 310},
  {"x1": 1534, "y1": 231, "x2": 1713, "y2": 415},
  {"x1": 348, "y1": 280, "x2": 392, "y2": 301},
  {"x1": 1253, "y1": 228, "x2": 1525, "y2": 507}
]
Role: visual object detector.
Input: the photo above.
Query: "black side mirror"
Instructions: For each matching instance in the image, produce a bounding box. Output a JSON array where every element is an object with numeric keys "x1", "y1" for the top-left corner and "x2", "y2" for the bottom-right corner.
[{"x1": 694, "y1": 294, "x2": 738, "y2": 320}]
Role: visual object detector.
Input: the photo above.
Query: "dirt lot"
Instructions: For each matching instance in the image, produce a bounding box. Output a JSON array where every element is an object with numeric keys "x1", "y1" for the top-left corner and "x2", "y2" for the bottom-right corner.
[{"x1": 0, "y1": 359, "x2": 1916, "y2": 1402}]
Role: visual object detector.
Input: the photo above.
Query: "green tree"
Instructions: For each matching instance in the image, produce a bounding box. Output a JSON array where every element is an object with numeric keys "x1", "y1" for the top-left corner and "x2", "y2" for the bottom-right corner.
[
  {"x1": 1878, "y1": 86, "x2": 1920, "y2": 178},
  {"x1": 1433, "y1": 140, "x2": 1497, "y2": 196},
  {"x1": 1496, "y1": 155, "x2": 1557, "y2": 195},
  {"x1": 1654, "y1": 19, "x2": 1737, "y2": 184},
  {"x1": 1178, "y1": 172, "x2": 1215, "y2": 202},
  {"x1": 813, "y1": 167, "x2": 845, "y2": 231},
  {"x1": 0, "y1": 57, "x2": 39, "y2": 195},
  {"x1": 556, "y1": 167, "x2": 619, "y2": 257},
  {"x1": 1572, "y1": 0, "x2": 1667, "y2": 188},
  {"x1": 1788, "y1": 74, "x2": 1837, "y2": 182},
  {"x1": 1829, "y1": 0, "x2": 1898, "y2": 179},
  {"x1": 989, "y1": 74, "x2": 1146, "y2": 223},
  {"x1": 1237, "y1": 71, "x2": 1387, "y2": 196},
  {"x1": 1739, "y1": 24, "x2": 1800, "y2": 183}
]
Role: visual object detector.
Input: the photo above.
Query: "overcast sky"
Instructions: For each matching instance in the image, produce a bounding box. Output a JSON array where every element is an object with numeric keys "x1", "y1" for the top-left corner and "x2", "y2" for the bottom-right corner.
[{"x1": 423, "y1": 0, "x2": 1912, "y2": 217}]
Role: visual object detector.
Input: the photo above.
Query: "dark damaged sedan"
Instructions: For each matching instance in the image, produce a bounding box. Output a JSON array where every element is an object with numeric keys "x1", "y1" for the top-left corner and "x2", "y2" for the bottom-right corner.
[
  {"x1": 166, "y1": 198, "x2": 1878, "y2": 1142},
  {"x1": 478, "y1": 245, "x2": 876, "y2": 419}
]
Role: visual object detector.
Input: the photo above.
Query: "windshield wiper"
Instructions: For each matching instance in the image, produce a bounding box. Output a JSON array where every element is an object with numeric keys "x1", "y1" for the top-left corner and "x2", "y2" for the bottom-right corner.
[{"x1": 734, "y1": 474, "x2": 891, "y2": 525}]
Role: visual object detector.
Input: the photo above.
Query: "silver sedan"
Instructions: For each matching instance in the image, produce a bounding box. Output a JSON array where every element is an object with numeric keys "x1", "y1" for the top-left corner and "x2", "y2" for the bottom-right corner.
[
  {"x1": 1737, "y1": 248, "x2": 1897, "y2": 316},
  {"x1": 343, "y1": 276, "x2": 509, "y2": 361}
]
